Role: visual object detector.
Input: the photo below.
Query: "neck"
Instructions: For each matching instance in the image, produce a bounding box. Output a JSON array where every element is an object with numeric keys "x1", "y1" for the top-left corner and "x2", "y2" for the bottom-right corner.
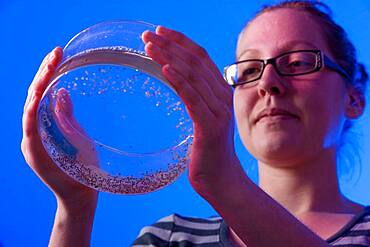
[{"x1": 257, "y1": 148, "x2": 354, "y2": 216}]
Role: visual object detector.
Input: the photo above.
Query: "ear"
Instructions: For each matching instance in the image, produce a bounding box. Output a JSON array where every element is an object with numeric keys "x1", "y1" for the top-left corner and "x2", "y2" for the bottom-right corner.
[{"x1": 345, "y1": 87, "x2": 365, "y2": 119}]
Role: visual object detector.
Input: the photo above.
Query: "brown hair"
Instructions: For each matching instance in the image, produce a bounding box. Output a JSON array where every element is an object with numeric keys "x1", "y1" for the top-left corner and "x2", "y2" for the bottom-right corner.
[{"x1": 242, "y1": 0, "x2": 368, "y2": 92}]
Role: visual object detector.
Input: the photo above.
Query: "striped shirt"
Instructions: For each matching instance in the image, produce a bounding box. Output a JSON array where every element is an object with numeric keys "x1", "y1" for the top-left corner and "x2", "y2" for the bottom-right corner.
[{"x1": 132, "y1": 206, "x2": 370, "y2": 246}]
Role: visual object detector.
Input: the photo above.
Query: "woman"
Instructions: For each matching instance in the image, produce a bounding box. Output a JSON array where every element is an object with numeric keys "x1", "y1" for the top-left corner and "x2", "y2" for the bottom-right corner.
[{"x1": 21, "y1": 1, "x2": 369, "y2": 246}]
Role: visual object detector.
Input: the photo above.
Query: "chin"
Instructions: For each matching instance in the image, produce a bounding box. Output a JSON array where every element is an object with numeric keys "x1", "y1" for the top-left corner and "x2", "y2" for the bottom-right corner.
[{"x1": 247, "y1": 134, "x2": 306, "y2": 166}]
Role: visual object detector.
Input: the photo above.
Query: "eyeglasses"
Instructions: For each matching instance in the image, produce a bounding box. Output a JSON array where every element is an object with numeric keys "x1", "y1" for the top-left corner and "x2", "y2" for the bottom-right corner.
[{"x1": 223, "y1": 50, "x2": 351, "y2": 87}]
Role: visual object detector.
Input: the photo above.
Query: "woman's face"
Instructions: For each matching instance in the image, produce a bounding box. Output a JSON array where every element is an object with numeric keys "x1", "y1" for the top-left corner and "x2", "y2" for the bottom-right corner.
[{"x1": 234, "y1": 9, "x2": 351, "y2": 166}]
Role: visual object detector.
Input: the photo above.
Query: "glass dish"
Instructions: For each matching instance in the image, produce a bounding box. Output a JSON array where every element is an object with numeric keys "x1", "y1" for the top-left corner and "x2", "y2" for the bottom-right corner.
[{"x1": 37, "y1": 20, "x2": 193, "y2": 194}]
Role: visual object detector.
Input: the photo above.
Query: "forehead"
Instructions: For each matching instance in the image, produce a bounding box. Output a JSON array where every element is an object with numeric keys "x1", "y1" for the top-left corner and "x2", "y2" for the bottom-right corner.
[{"x1": 237, "y1": 8, "x2": 329, "y2": 58}]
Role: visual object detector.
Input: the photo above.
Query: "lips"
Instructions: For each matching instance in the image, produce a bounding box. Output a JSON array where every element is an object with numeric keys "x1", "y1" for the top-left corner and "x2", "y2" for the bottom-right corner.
[{"x1": 255, "y1": 108, "x2": 299, "y2": 124}]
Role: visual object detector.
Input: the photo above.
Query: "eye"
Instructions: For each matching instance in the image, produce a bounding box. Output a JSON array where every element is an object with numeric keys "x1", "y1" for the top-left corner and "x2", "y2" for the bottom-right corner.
[
  {"x1": 243, "y1": 67, "x2": 261, "y2": 75},
  {"x1": 287, "y1": 60, "x2": 311, "y2": 68},
  {"x1": 278, "y1": 52, "x2": 317, "y2": 74},
  {"x1": 289, "y1": 60, "x2": 303, "y2": 67},
  {"x1": 237, "y1": 62, "x2": 262, "y2": 82}
]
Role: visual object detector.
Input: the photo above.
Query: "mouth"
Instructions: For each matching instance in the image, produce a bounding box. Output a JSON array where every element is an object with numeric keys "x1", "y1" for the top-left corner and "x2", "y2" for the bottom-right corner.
[{"x1": 255, "y1": 108, "x2": 299, "y2": 124}]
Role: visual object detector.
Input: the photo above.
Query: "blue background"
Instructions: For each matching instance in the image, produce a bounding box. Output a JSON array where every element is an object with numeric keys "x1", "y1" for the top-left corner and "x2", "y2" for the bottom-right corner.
[{"x1": 1, "y1": 0, "x2": 369, "y2": 246}]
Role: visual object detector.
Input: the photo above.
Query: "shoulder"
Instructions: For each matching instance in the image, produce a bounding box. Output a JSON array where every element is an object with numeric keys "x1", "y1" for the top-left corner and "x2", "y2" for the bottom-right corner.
[
  {"x1": 132, "y1": 213, "x2": 223, "y2": 246},
  {"x1": 329, "y1": 206, "x2": 370, "y2": 246}
]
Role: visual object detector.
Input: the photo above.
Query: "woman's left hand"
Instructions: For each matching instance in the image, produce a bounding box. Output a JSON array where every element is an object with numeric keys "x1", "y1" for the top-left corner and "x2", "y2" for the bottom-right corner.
[{"x1": 142, "y1": 26, "x2": 244, "y2": 197}]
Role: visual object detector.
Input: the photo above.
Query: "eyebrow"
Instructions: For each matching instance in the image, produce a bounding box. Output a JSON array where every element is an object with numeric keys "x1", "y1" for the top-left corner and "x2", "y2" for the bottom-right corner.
[{"x1": 237, "y1": 40, "x2": 319, "y2": 61}]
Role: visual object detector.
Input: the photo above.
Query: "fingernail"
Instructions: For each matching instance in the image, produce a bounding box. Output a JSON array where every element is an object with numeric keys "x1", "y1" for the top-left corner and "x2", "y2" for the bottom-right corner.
[
  {"x1": 141, "y1": 30, "x2": 149, "y2": 41},
  {"x1": 54, "y1": 46, "x2": 63, "y2": 55},
  {"x1": 49, "y1": 47, "x2": 62, "y2": 61},
  {"x1": 156, "y1": 26, "x2": 170, "y2": 35},
  {"x1": 146, "y1": 30, "x2": 156, "y2": 38},
  {"x1": 142, "y1": 30, "x2": 157, "y2": 44}
]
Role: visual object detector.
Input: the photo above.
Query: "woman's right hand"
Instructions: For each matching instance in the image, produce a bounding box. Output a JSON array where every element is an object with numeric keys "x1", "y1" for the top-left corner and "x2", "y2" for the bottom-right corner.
[{"x1": 21, "y1": 47, "x2": 98, "y2": 213}]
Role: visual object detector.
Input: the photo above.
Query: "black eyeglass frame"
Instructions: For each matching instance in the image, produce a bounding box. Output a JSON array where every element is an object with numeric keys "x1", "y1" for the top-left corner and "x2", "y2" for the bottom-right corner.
[{"x1": 223, "y1": 49, "x2": 351, "y2": 87}]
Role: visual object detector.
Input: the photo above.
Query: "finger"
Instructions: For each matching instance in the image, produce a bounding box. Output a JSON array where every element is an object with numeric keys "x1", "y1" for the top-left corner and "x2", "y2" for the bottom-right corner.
[
  {"x1": 56, "y1": 88, "x2": 73, "y2": 117},
  {"x1": 55, "y1": 88, "x2": 86, "y2": 135},
  {"x1": 55, "y1": 94, "x2": 74, "y2": 136},
  {"x1": 144, "y1": 32, "x2": 211, "y2": 76},
  {"x1": 155, "y1": 26, "x2": 229, "y2": 90},
  {"x1": 32, "y1": 47, "x2": 63, "y2": 96},
  {"x1": 144, "y1": 34, "x2": 233, "y2": 117},
  {"x1": 24, "y1": 54, "x2": 51, "y2": 110},
  {"x1": 143, "y1": 31, "x2": 232, "y2": 102},
  {"x1": 25, "y1": 47, "x2": 63, "y2": 110},
  {"x1": 23, "y1": 63, "x2": 56, "y2": 138},
  {"x1": 54, "y1": 90, "x2": 98, "y2": 168},
  {"x1": 162, "y1": 64, "x2": 218, "y2": 127},
  {"x1": 22, "y1": 47, "x2": 63, "y2": 138},
  {"x1": 145, "y1": 41, "x2": 221, "y2": 117},
  {"x1": 164, "y1": 64, "x2": 234, "y2": 139}
]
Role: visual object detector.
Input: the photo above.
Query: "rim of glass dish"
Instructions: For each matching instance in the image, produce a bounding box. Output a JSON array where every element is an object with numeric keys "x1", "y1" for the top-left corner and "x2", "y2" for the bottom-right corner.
[
  {"x1": 45, "y1": 19, "x2": 162, "y2": 95},
  {"x1": 60, "y1": 19, "x2": 157, "y2": 67},
  {"x1": 63, "y1": 19, "x2": 157, "y2": 51}
]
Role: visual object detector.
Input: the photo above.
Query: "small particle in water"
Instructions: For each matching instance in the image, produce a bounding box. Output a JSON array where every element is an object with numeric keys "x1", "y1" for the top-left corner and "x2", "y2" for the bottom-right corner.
[
  {"x1": 75, "y1": 77, "x2": 79, "y2": 81},
  {"x1": 73, "y1": 83, "x2": 78, "y2": 87},
  {"x1": 155, "y1": 102, "x2": 160, "y2": 107},
  {"x1": 145, "y1": 91, "x2": 151, "y2": 97},
  {"x1": 100, "y1": 68, "x2": 107, "y2": 73}
]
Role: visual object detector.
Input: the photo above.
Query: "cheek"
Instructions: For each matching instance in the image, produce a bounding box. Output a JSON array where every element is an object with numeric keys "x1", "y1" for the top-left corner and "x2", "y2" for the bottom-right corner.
[
  {"x1": 294, "y1": 79, "x2": 348, "y2": 148},
  {"x1": 233, "y1": 89, "x2": 255, "y2": 141}
]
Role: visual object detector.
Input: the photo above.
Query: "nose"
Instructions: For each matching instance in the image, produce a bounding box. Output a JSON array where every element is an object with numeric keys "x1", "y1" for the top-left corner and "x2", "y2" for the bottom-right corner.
[{"x1": 257, "y1": 64, "x2": 286, "y2": 97}]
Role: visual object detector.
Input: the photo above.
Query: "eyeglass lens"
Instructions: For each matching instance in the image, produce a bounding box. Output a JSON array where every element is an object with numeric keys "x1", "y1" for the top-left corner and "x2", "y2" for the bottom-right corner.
[{"x1": 231, "y1": 51, "x2": 318, "y2": 84}]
